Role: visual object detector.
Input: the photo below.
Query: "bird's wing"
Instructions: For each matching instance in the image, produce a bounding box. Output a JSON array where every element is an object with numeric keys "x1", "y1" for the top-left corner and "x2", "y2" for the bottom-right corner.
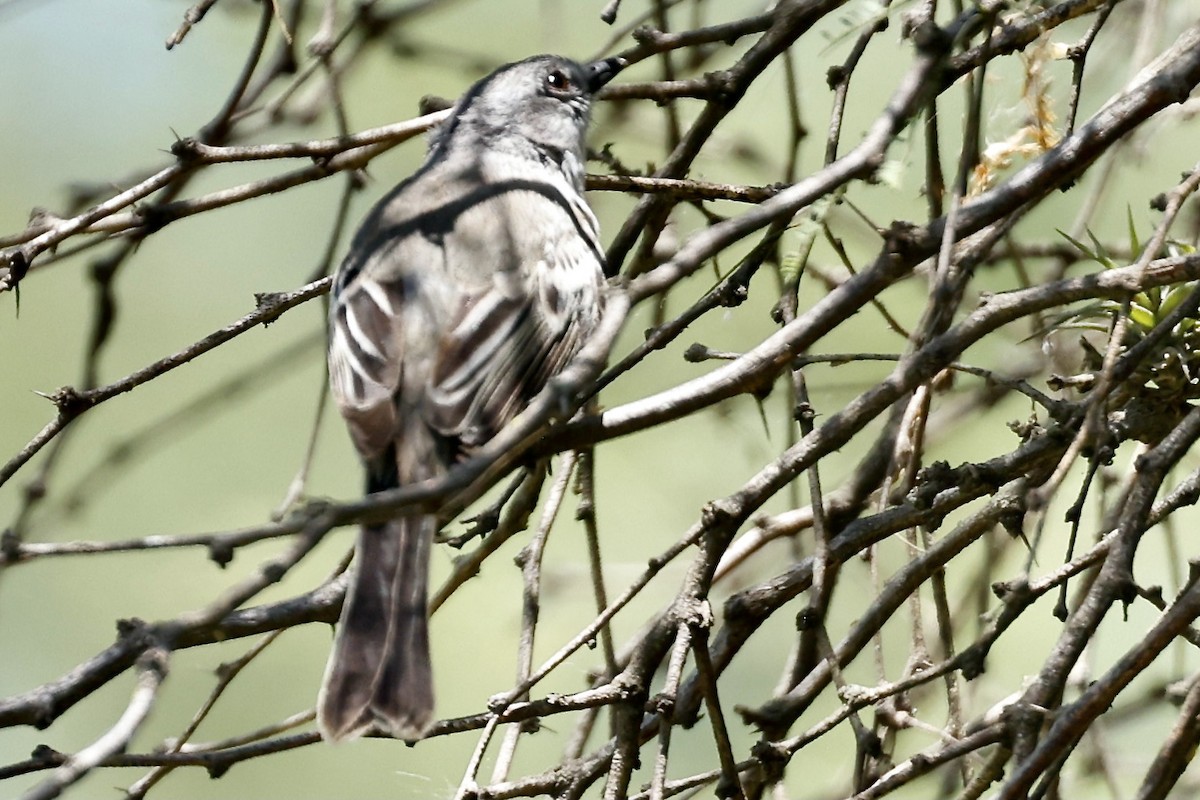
[
  {"x1": 327, "y1": 272, "x2": 409, "y2": 461},
  {"x1": 424, "y1": 252, "x2": 600, "y2": 451},
  {"x1": 330, "y1": 169, "x2": 604, "y2": 456}
]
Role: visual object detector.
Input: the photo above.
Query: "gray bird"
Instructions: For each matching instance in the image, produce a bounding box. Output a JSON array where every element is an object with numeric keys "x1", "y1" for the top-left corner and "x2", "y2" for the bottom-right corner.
[{"x1": 318, "y1": 54, "x2": 624, "y2": 743}]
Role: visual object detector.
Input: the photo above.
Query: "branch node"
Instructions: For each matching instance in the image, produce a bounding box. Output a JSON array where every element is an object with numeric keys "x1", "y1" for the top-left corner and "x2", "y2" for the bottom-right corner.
[
  {"x1": 991, "y1": 577, "x2": 1031, "y2": 604},
  {"x1": 136, "y1": 203, "x2": 176, "y2": 235},
  {"x1": 701, "y1": 499, "x2": 736, "y2": 527},
  {"x1": 136, "y1": 645, "x2": 171, "y2": 680},
  {"x1": 997, "y1": 494, "x2": 1028, "y2": 540},
  {"x1": 703, "y1": 70, "x2": 738, "y2": 106},
  {"x1": 0, "y1": 247, "x2": 30, "y2": 293},
  {"x1": 116, "y1": 616, "x2": 152, "y2": 642},
  {"x1": 826, "y1": 64, "x2": 847, "y2": 90},
  {"x1": 838, "y1": 684, "x2": 870, "y2": 706},
  {"x1": 254, "y1": 291, "x2": 285, "y2": 313},
  {"x1": 883, "y1": 220, "x2": 925, "y2": 260},
  {"x1": 677, "y1": 597, "x2": 714, "y2": 632},
  {"x1": 631, "y1": 25, "x2": 661, "y2": 46},
  {"x1": 208, "y1": 538, "x2": 235, "y2": 567},
  {"x1": 170, "y1": 136, "x2": 202, "y2": 162},
  {"x1": 683, "y1": 342, "x2": 714, "y2": 362},
  {"x1": 908, "y1": 20, "x2": 950, "y2": 55},
  {"x1": 910, "y1": 460, "x2": 955, "y2": 509},
  {"x1": 647, "y1": 690, "x2": 674, "y2": 720},
  {"x1": 1186, "y1": 559, "x2": 1200, "y2": 590},
  {"x1": 50, "y1": 386, "x2": 92, "y2": 419},
  {"x1": 30, "y1": 744, "x2": 64, "y2": 766},
  {"x1": 261, "y1": 560, "x2": 288, "y2": 584},
  {"x1": 0, "y1": 528, "x2": 20, "y2": 564},
  {"x1": 749, "y1": 738, "x2": 789, "y2": 784},
  {"x1": 958, "y1": 644, "x2": 988, "y2": 680},
  {"x1": 797, "y1": 605, "x2": 825, "y2": 634}
]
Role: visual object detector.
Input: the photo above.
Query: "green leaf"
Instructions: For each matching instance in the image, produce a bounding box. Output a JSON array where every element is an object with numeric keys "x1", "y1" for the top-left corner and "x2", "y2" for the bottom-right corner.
[
  {"x1": 1127, "y1": 205, "x2": 1140, "y2": 257},
  {"x1": 1129, "y1": 302, "x2": 1157, "y2": 331},
  {"x1": 1057, "y1": 321, "x2": 1114, "y2": 333},
  {"x1": 1057, "y1": 229, "x2": 1096, "y2": 261},
  {"x1": 1086, "y1": 229, "x2": 1115, "y2": 269},
  {"x1": 779, "y1": 250, "x2": 804, "y2": 283},
  {"x1": 780, "y1": 192, "x2": 839, "y2": 284},
  {"x1": 1168, "y1": 239, "x2": 1196, "y2": 258},
  {"x1": 1158, "y1": 283, "x2": 1193, "y2": 320}
]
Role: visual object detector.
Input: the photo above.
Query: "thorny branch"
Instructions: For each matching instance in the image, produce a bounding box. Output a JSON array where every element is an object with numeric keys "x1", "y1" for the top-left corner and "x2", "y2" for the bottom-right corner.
[{"x1": 5, "y1": 2, "x2": 1200, "y2": 799}]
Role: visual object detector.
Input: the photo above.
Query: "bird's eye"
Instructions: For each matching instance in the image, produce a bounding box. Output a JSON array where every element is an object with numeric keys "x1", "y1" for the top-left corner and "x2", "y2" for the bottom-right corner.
[{"x1": 545, "y1": 69, "x2": 573, "y2": 94}]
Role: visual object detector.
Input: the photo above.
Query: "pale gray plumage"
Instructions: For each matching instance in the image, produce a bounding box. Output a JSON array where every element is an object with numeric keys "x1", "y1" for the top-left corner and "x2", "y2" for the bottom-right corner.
[{"x1": 319, "y1": 54, "x2": 623, "y2": 743}]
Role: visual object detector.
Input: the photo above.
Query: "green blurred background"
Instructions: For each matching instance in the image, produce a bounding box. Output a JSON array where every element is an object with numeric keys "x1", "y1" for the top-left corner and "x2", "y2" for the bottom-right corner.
[{"x1": 4, "y1": 1, "x2": 1200, "y2": 798}]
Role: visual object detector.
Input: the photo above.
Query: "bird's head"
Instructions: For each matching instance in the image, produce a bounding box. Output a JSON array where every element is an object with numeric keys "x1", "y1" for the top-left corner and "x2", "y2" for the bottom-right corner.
[{"x1": 436, "y1": 54, "x2": 625, "y2": 166}]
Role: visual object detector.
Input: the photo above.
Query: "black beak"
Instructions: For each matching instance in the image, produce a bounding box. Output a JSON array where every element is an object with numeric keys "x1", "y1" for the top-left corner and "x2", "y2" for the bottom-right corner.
[{"x1": 586, "y1": 56, "x2": 626, "y2": 93}]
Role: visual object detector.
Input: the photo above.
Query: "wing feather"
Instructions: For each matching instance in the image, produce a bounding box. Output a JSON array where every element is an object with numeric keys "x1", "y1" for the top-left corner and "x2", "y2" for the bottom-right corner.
[
  {"x1": 425, "y1": 260, "x2": 602, "y2": 450},
  {"x1": 328, "y1": 276, "x2": 409, "y2": 460}
]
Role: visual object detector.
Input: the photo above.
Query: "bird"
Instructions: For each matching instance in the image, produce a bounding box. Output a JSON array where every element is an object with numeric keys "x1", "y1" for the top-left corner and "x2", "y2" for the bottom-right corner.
[{"x1": 318, "y1": 53, "x2": 625, "y2": 743}]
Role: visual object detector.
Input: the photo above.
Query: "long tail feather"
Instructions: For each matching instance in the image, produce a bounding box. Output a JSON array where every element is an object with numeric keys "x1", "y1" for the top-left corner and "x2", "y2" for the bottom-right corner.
[{"x1": 317, "y1": 514, "x2": 434, "y2": 742}]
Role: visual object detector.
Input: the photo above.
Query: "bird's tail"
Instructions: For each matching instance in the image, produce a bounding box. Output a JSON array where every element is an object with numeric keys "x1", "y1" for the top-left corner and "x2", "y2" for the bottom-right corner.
[{"x1": 317, "y1": 509, "x2": 434, "y2": 742}]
